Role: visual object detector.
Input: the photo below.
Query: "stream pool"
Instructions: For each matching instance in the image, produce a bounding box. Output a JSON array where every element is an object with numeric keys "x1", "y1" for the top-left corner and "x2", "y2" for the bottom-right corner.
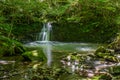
[{"x1": 25, "y1": 41, "x2": 101, "y2": 52}]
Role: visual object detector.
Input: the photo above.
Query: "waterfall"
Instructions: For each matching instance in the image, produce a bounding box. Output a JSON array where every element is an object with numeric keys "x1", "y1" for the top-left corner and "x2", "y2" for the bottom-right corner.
[
  {"x1": 37, "y1": 22, "x2": 52, "y2": 42},
  {"x1": 37, "y1": 22, "x2": 52, "y2": 66}
]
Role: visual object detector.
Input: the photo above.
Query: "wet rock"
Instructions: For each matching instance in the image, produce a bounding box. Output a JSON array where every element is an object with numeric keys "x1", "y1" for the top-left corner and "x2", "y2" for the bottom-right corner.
[
  {"x1": 0, "y1": 60, "x2": 15, "y2": 65},
  {"x1": 85, "y1": 70, "x2": 95, "y2": 78}
]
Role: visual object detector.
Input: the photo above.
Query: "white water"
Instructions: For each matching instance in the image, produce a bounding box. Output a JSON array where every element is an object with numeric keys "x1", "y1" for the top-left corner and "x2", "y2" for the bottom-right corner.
[
  {"x1": 38, "y1": 22, "x2": 52, "y2": 66},
  {"x1": 37, "y1": 22, "x2": 52, "y2": 41}
]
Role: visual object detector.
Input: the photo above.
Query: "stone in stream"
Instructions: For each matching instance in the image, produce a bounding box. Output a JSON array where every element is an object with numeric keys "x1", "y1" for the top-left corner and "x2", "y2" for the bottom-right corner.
[{"x1": 0, "y1": 60, "x2": 15, "y2": 65}]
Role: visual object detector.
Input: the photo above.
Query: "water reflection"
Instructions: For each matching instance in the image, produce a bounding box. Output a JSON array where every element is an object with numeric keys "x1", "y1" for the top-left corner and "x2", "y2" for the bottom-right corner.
[{"x1": 42, "y1": 43, "x2": 52, "y2": 66}]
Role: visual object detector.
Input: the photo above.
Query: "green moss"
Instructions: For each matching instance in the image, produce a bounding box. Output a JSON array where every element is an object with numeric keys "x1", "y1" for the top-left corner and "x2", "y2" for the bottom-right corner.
[
  {"x1": 22, "y1": 49, "x2": 47, "y2": 62},
  {"x1": 108, "y1": 33, "x2": 120, "y2": 49},
  {"x1": 109, "y1": 66, "x2": 120, "y2": 75},
  {"x1": 95, "y1": 46, "x2": 120, "y2": 62},
  {"x1": 95, "y1": 46, "x2": 107, "y2": 53},
  {"x1": 99, "y1": 74, "x2": 113, "y2": 80}
]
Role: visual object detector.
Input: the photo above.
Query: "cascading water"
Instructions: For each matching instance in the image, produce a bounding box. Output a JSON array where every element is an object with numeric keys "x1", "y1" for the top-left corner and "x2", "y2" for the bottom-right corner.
[
  {"x1": 37, "y1": 22, "x2": 52, "y2": 42},
  {"x1": 38, "y1": 22, "x2": 52, "y2": 66}
]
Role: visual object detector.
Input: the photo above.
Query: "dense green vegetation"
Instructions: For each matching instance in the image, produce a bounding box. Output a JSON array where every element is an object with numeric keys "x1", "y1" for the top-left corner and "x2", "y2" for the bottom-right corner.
[
  {"x1": 0, "y1": 0, "x2": 120, "y2": 79},
  {"x1": 0, "y1": 0, "x2": 120, "y2": 43}
]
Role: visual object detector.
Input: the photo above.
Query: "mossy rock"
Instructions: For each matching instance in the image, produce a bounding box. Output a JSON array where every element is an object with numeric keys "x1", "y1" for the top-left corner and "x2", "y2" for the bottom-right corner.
[
  {"x1": 95, "y1": 46, "x2": 107, "y2": 53},
  {"x1": 108, "y1": 33, "x2": 120, "y2": 50},
  {"x1": 99, "y1": 74, "x2": 113, "y2": 80},
  {"x1": 30, "y1": 66, "x2": 81, "y2": 80},
  {"x1": 95, "y1": 46, "x2": 113, "y2": 58},
  {"x1": 108, "y1": 66, "x2": 120, "y2": 75},
  {"x1": 95, "y1": 52, "x2": 110, "y2": 57},
  {"x1": 22, "y1": 49, "x2": 47, "y2": 62},
  {"x1": 95, "y1": 46, "x2": 120, "y2": 62},
  {"x1": 95, "y1": 52, "x2": 119, "y2": 62},
  {"x1": 95, "y1": 46, "x2": 114, "y2": 54}
]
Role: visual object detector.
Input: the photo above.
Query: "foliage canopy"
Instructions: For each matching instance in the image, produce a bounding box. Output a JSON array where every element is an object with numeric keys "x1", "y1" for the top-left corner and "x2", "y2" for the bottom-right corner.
[{"x1": 0, "y1": 0, "x2": 120, "y2": 43}]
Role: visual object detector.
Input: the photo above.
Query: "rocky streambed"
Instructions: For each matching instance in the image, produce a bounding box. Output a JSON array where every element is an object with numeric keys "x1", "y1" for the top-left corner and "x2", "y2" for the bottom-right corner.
[{"x1": 1, "y1": 41, "x2": 120, "y2": 80}]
